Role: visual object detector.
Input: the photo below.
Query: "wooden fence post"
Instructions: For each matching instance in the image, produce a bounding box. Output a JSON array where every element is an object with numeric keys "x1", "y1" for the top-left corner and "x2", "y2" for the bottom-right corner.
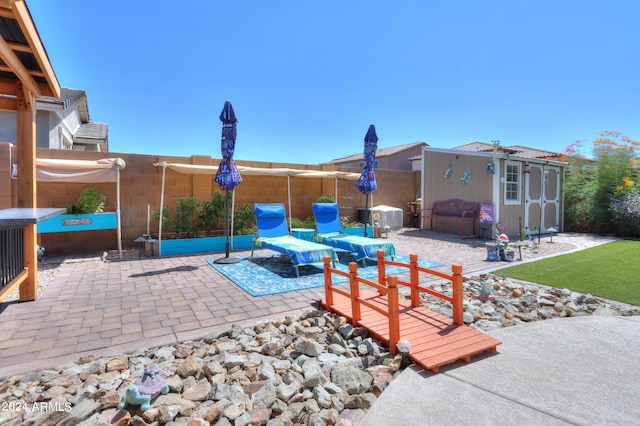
[
  {"x1": 323, "y1": 256, "x2": 333, "y2": 308},
  {"x1": 349, "y1": 262, "x2": 361, "y2": 323},
  {"x1": 452, "y1": 264, "x2": 463, "y2": 325},
  {"x1": 409, "y1": 253, "x2": 419, "y2": 307},
  {"x1": 387, "y1": 275, "x2": 400, "y2": 355},
  {"x1": 377, "y1": 249, "x2": 387, "y2": 296}
]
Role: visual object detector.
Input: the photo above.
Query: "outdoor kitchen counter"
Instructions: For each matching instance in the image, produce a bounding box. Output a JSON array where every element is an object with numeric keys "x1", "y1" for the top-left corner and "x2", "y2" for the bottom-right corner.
[{"x1": 0, "y1": 208, "x2": 66, "y2": 228}]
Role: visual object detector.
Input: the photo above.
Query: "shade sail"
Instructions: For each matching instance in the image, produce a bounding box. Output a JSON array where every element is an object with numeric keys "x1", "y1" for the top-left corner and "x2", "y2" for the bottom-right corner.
[
  {"x1": 36, "y1": 158, "x2": 126, "y2": 183},
  {"x1": 153, "y1": 162, "x2": 361, "y2": 251},
  {"x1": 157, "y1": 163, "x2": 359, "y2": 180},
  {"x1": 35, "y1": 157, "x2": 126, "y2": 258}
]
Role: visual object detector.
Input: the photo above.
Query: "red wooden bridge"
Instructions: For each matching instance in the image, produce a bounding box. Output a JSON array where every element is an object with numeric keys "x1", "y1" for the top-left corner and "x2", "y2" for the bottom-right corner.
[{"x1": 321, "y1": 252, "x2": 501, "y2": 373}]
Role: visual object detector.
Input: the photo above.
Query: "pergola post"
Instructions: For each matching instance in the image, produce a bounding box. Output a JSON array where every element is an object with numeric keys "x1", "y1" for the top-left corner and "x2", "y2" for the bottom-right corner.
[{"x1": 16, "y1": 81, "x2": 38, "y2": 301}]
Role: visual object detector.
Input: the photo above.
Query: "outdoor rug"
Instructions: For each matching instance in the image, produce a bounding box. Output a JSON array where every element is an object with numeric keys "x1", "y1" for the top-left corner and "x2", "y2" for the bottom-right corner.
[{"x1": 205, "y1": 252, "x2": 443, "y2": 297}]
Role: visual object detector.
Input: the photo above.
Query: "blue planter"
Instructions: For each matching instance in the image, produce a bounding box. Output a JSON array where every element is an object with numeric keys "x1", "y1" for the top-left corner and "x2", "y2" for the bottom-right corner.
[
  {"x1": 159, "y1": 235, "x2": 256, "y2": 256},
  {"x1": 342, "y1": 226, "x2": 374, "y2": 238},
  {"x1": 38, "y1": 212, "x2": 117, "y2": 233}
]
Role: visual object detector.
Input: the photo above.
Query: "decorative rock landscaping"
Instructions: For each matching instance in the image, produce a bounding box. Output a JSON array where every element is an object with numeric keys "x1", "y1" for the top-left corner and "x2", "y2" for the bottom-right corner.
[
  {"x1": 419, "y1": 273, "x2": 640, "y2": 332},
  {"x1": 2, "y1": 277, "x2": 637, "y2": 426},
  {"x1": 0, "y1": 311, "x2": 400, "y2": 426}
]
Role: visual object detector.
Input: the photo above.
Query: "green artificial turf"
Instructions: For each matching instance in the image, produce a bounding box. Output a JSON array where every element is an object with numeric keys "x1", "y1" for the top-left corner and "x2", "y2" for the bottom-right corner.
[{"x1": 494, "y1": 239, "x2": 640, "y2": 306}]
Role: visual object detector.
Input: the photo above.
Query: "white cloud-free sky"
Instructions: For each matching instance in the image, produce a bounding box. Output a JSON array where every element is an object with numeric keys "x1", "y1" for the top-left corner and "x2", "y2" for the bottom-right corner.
[{"x1": 28, "y1": 0, "x2": 639, "y2": 163}]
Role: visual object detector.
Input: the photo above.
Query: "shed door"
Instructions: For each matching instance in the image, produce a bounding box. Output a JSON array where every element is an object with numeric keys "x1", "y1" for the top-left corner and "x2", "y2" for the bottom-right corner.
[{"x1": 525, "y1": 164, "x2": 560, "y2": 235}]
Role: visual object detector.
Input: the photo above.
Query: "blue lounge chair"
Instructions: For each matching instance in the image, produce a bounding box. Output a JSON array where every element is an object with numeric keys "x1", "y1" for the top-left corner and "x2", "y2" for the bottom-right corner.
[
  {"x1": 251, "y1": 203, "x2": 338, "y2": 277},
  {"x1": 312, "y1": 202, "x2": 396, "y2": 265}
]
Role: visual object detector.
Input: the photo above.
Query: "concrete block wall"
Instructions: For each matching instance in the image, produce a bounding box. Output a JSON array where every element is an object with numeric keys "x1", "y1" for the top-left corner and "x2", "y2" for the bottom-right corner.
[{"x1": 0, "y1": 143, "x2": 418, "y2": 254}]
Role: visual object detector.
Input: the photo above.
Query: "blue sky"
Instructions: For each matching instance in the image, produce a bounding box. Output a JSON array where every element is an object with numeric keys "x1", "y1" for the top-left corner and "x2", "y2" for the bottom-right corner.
[{"x1": 28, "y1": 1, "x2": 639, "y2": 164}]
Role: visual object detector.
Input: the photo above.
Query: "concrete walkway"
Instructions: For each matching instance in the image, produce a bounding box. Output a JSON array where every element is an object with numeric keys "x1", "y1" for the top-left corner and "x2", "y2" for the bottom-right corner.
[
  {"x1": 0, "y1": 231, "x2": 636, "y2": 424},
  {"x1": 361, "y1": 315, "x2": 640, "y2": 425}
]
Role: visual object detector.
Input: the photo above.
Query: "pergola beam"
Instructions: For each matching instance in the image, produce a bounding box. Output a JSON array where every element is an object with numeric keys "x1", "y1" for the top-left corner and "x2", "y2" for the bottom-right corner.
[
  {"x1": 10, "y1": 0, "x2": 59, "y2": 98},
  {"x1": 0, "y1": 34, "x2": 40, "y2": 98}
]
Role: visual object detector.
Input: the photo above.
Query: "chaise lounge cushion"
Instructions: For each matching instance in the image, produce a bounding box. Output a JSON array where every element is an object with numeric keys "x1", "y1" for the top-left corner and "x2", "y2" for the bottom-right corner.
[{"x1": 312, "y1": 203, "x2": 396, "y2": 262}]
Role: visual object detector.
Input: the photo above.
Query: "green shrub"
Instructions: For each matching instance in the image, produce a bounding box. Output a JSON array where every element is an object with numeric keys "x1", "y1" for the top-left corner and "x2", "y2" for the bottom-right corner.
[
  {"x1": 152, "y1": 205, "x2": 171, "y2": 232},
  {"x1": 317, "y1": 194, "x2": 335, "y2": 203},
  {"x1": 198, "y1": 191, "x2": 226, "y2": 234},
  {"x1": 172, "y1": 198, "x2": 201, "y2": 237},
  {"x1": 563, "y1": 132, "x2": 639, "y2": 233},
  {"x1": 67, "y1": 187, "x2": 106, "y2": 214},
  {"x1": 290, "y1": 217, "x2": 315, "y2": 229},
  {"x1": 341, "y1": 216, "x2": 362, "y2": 228},
  {"x1": 610, "y1": 190, "x2": 640, "y2": 238},
  {"x1": 153, "y1": 191, "x2": 256, "y2": 237},
  {"x1": 233, "y1": 203, "x2": 255, "y2": 235}
]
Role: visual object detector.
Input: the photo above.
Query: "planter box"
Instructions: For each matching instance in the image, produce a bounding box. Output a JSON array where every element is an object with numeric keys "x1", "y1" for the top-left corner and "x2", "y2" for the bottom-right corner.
[
  {"x1": 342, "y1": 225, "x2": 374, "y2": 238},
  {"x1": 37, "y1": 212, "x2": 117, "y2": 233},
  {"x1": 159, "y1": 234, "x2": 256, "y2": 256}
]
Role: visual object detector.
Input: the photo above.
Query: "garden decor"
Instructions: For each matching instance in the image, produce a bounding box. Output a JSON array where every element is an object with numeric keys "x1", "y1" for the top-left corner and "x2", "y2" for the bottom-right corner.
[
  {"x1": 479, "y1": 280, "x2": 496, "y2": 300},
  {"x1": 118, "y1": 364, "x2": 169, "y2": 411}
]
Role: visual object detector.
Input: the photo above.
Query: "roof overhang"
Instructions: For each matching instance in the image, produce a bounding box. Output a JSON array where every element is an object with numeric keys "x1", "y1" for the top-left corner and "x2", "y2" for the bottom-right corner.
[
  {"x1": 422, "y1": 146, "x2": 567, "y2": 167},
  {"x1": 0, "y1": 0, "x2": 60, "y2": 107}
]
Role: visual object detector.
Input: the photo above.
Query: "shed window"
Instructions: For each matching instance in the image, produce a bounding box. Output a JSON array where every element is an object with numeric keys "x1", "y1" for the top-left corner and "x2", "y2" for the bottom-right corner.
[{"x1": 504, "y1": 162, "x2": 520, "y2": 204}]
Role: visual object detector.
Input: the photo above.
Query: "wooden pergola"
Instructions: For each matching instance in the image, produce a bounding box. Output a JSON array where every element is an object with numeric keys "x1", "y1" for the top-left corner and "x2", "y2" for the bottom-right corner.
[{"x1": 0, "y1": 0, "x2": 61, "y2": 300}]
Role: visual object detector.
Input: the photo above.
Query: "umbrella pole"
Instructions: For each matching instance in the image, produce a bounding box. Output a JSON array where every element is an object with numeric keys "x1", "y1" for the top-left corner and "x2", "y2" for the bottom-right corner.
[
  {"x1": 225, "y1": 190, "x2": 230, "y2": 258},
  {"x1": 364, "y1": 194, "x2": 369, "y2": 237},
  {"x1": 215, "y1": 189, "x2": 242, "y2": 264}
]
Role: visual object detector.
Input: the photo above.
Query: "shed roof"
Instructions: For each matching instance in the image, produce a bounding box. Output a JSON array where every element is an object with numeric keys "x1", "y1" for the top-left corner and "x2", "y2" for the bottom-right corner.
[{"x1": 454, "y1": 141, "x2": 563, "y2": 159}]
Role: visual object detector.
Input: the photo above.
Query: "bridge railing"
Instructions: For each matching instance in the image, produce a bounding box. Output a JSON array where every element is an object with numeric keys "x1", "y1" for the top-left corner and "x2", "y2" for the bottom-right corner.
[
  {"x1": 374, "y1": 250, "x2": 464, "y2": 326},
  {"x1": 322, "y1": 256, "x2": 400, "y2": 355}
]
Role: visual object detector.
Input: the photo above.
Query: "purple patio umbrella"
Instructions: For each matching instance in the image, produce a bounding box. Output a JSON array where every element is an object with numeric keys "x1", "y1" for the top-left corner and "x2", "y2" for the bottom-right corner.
[
  {"x1": 355, "y1": 124, "x2": 378, "y2": 237},
  {"x1": 214, "y1": 101, "x2": 243, "y2": 263}
]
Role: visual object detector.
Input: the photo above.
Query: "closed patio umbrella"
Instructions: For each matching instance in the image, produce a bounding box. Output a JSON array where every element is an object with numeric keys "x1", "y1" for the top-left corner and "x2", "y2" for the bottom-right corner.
[
  {"x1": 355, "y1": 124, "x2": 378, "y2": 237},
  {"x1": 214, "y1": 101, "x2": 243, "y2": 263}
]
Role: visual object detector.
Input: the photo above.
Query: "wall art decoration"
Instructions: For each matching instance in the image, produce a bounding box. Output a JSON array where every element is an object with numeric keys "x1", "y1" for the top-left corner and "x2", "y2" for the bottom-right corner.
[
  {"x1": 485, "y1": 162, "x2": 495, "y2": 175},
  {"x1": 461, "y1": 170, "x2": 472, "y2": 184},
  {"x1": 443, "y1": 165, "x2": 453, "y2": 178}
]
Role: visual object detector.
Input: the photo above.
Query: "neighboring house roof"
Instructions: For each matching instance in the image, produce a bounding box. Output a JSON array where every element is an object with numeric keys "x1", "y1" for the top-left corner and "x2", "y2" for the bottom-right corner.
[
  {"x1": 453, "y1": 142, "x2": 563, "y2": 159},
  {"x1": 53, "y1": 87, "x2": 109, "y2": 151},
  {"x1": 75, "y1": 122, "x2": 108, "y2": 142},
  {"x1": 60, "y1": 88, "x2": 87, "y2": 108},
  {"x1": 324, "y1": 141, "x2": 428, "y2": 164}
]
